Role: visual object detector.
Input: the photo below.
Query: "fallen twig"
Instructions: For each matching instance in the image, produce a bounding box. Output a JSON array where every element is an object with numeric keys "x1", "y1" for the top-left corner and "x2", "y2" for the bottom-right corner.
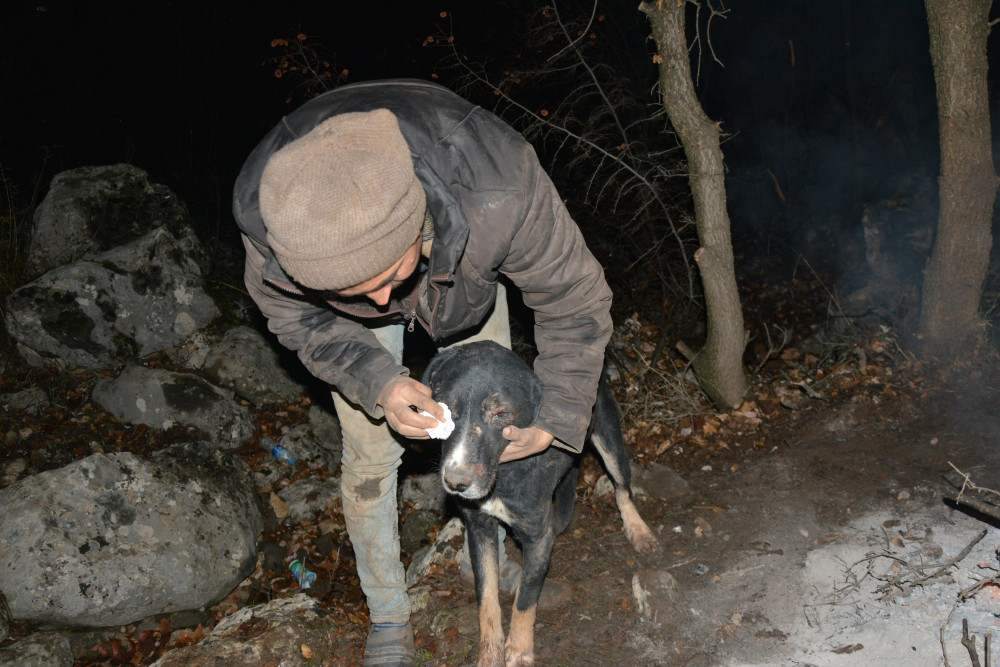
[
  {"x1": 873, "y1": 529, "x2": 987, "y2": 601},
  {"x1": 947, "y1": 463, "x2": 1000, "y2": 524},
  {"x1": 940, "y1": 569, "x2": 1000, "y2": 666},
  {"x1": 962, "y1": 618, "x2": 983, "y2": 667},
  {"x1": 946, "y1": 493, "x2": 1000, "y2": 525}
]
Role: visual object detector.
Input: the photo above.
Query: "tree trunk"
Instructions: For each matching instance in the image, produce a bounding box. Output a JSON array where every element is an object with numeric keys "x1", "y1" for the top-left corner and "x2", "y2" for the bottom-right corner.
[
  {"x1": 920, "y1": 0, "x2": 996, "y2": 356},
  {"x1": 640, "y1": 0, "x2": 748, "y2": 409}
]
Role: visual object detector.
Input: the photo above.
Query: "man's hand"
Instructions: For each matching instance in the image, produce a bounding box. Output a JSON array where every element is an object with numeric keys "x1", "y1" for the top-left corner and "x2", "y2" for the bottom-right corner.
[
  {"x1": 499, "y1": 425, "x2": 554, "y2": 462},
  {"x1": 377, "y1": 376, "x2": 445, "y2": 439}
]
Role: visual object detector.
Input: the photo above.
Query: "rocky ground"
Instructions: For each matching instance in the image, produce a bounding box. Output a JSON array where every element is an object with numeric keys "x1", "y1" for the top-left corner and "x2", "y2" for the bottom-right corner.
[{"x1": 2, "y1": 270, "x2": 1000, "y2": 666}]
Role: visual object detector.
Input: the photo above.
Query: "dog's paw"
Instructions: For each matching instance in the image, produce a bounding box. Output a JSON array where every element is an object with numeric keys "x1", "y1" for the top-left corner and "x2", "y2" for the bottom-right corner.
[
  {"x1": 504, "y1": 647, "x2": 535, "y2": 666},
  {"x1": 476, "y1": 645, "x2": 505, "y2": 667},
  {"x1": 626, "y1": 522, "x2": 660, "y2": 553}
]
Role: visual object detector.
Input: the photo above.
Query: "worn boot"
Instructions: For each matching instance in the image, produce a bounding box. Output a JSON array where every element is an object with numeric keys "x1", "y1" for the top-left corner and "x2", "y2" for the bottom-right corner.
[{"x1": 363, "y1": 622, "x2": 416, "y2": 666}]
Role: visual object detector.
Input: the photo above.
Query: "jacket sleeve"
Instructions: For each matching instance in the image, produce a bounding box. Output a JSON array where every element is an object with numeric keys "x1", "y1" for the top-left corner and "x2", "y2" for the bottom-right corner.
[
  {"x1": 241, "y1": 234, "x2": 407, "y2": 417},
  {"x1": 499, "y1": 148, "x2": 614, "y2": 452}
]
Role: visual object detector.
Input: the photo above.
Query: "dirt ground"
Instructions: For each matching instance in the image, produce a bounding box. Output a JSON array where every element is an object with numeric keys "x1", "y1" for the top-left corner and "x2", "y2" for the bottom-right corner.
[
  {"x1": 404, "y1": 360, "x2": 1000, "y2": 667},
  {"x1": 4, "y1": 324, "x2": 1000, "y2": 667}
]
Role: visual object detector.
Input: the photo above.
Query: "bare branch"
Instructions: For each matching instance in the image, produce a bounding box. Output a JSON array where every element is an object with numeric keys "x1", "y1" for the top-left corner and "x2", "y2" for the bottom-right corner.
[{"x1": 427, "y1": 3, "x2": 699, "y2": 301}]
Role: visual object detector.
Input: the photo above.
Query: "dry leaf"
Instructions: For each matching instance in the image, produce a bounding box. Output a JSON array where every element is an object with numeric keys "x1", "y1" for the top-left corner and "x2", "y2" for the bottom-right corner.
[
  {"x1": 780, "y1": 348, "x2": 801, "y2": 361},
  {"x1": 270, "y1": 492, "x2": 290, "y2": 520}
]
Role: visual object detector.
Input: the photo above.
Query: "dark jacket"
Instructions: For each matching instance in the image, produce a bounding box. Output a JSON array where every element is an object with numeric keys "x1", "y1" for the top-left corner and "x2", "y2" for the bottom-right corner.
[{"x1": 233, "y1": 79, "x2": 612, "y2": 452}]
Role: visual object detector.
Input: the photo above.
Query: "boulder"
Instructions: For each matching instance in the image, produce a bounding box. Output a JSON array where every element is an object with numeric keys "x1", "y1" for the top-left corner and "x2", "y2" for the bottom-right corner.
[
  {"x1": 6, "y1": 226, "x2": 218, "y2": 370},
  {"x1": 91, "y1": 365, "x2": 252, "y2": 448},
  {"x1": 0, "y1": 387, "x2": 49, "y2": 416},
  {"x1": 0, "y1": 632, "x2": 73, "y2": 667},
  {"x1": 149, "y1": 594, "x2": 337, "y2": 667},
  {"x1": 308, "y1": 404, "x2": 343, "y2": 451},
  {"x1": 405, "y1": 517, "x2": 464, "y2": 587},
  {"x1": 400, "y1": 472, "x2": 446, "y2": 512},
  {"x1": 631, "y1": 569, "x2": 679, "y2": 627},
  {"x1": 276, "y1": 423, "x2": 342, "y2": 473},
  {"x1": 26, "y1": 164, "x2": 205, "y2": 275},
  {"x1": 630, "y1": 461, "x2": 691, "y2": 500},
  {"x1": 200, "y1": 326, "x2": 304, "y2": 405},
  {"x1": 400, "y1": 510, "x2": 441, "y2": 557},
  {"x1": 0, "y1": 442, "x2": 263, "y2": 627},
  {"x1": 276, "y1": 477, "x2": 341, "y2": 524}
]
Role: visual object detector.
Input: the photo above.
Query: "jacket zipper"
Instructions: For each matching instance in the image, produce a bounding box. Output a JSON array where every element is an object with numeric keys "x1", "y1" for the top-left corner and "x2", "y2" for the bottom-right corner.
[{"x1": 406, "y1": 292, "x2": 418, "y2": 332}]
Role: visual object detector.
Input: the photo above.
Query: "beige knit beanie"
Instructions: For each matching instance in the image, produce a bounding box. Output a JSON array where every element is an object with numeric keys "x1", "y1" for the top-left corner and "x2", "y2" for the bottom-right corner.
[{"x1": 259, "y1": 109, "x2": 426, "y2": 290}]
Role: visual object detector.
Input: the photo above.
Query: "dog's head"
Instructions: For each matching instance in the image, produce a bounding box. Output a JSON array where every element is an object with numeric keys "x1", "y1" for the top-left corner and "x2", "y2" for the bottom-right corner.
[{"x1": 421, "y1": 341, "x2": 543, "y2": 499}]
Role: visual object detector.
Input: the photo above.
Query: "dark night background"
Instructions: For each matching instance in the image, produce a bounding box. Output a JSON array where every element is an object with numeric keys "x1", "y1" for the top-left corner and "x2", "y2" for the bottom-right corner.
[{"x1": 1, "y1": 0, "x2": 994, "y2": 303}]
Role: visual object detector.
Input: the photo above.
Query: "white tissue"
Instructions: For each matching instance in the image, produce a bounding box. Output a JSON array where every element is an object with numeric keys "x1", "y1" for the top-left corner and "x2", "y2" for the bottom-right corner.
[{"x1": 419, "y1": 402, "x2": 455, "y2": 439}]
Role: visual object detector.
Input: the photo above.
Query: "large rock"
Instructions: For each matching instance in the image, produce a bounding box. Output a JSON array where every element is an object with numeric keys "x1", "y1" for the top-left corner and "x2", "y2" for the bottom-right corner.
[
  {"x1": 0, "y1": 632, "x2": 74, "y2": 667},
  {"x1": 0, "y1": 443, "x2": 263, "y2": 628},
  {"x1": 400, "y1": 472, "x2": 447, "y2": 512},
  {"x1": 275, "y1": 423, "x2": 342, "y2": 473},
  {"x1": 0, "y1": 387, "x2": 48, "y2": 416},
  {"x1": 405, "y1": 517, "x2": 464, "y2": 587},
  {"x1": 6, "y1": 226, "x2": 219, "y2": 369},
  {"x1": 150, "y1": 594, "x2": 337, "y2": 667},
  {"x1": 200, "y1": 326, "x2": 303, "y2": 405},
  {"x1": 91, "y1": 365, "x2": 253, "y2": 448},
  {"x1": 276, "y1": 477, "x2": 341, "y2": 524},
  {"x1": 26, "y1": 164, "x2": 206, "y2": 275}
]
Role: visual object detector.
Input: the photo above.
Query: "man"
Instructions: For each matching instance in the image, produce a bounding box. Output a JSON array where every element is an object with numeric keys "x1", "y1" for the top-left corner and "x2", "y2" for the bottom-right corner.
[{"x1": 233, "y1": 79, "x2": 612, "y2": 666}]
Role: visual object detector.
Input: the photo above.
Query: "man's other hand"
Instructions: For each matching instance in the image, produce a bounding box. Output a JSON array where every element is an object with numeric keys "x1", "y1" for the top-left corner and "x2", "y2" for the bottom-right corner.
[{"x1": 499, "y1": 425, "x2": 554, "y2": 462}]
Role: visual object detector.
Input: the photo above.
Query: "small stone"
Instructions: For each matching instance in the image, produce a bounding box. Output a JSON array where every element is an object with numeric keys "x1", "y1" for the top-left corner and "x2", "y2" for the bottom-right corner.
[{"x1": 538, "y1": 578, "x2": 573, "y2": 610}]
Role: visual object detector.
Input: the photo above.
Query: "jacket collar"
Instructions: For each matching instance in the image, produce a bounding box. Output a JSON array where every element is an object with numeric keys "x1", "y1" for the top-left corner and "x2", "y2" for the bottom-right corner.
[{"x1": 414, "y1": 155, "x2": 468, "y2": 283}]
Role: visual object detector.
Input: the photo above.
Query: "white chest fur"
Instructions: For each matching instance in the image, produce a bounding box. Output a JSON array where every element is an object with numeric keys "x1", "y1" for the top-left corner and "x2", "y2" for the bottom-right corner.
[{"x1": 479, "y1": 497, "x2": 513, "y2": 524}]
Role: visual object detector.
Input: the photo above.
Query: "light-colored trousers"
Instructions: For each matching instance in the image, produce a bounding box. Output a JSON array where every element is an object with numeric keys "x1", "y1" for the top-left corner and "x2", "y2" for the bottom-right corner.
[{"x1": 333, "y1": 284, "x2": 511, "y2": 624}]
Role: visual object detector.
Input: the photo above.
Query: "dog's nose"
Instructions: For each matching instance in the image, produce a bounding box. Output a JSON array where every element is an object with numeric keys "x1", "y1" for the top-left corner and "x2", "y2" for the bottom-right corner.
[{"x1": 443, "y1": 464, "x2": 475, "y2": 493}]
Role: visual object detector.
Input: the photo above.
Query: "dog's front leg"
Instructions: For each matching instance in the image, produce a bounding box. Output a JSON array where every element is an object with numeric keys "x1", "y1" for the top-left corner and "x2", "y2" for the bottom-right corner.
[
  {"x1": 504, "y1": 521, "x2": 555, "y2": 666},
  {"x1": 464, "y1": 509, "x2": 505, "y2": 667}
]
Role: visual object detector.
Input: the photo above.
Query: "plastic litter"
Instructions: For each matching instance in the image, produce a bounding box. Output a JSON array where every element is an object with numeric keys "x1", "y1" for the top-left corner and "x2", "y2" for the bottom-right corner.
[
  {"x1": 260, "y1": 436, "x2": 296, "y2": 465},
  {"x1": 289, "y1": 559, "x2": 317, "y2": 589}
]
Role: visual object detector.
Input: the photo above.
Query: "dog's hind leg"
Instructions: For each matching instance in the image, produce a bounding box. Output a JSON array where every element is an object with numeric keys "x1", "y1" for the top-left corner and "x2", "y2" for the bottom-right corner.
[
  {"x1": 464, "y1": 509, "x2": 506, "y2": 667},
  {"x1": 589, "y1": 383, "x2": 659, "y2": 552}
]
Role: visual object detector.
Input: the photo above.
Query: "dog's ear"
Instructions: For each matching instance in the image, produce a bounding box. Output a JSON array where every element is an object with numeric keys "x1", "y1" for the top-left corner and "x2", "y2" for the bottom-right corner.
[
  {"x1": 511, "y1": 366, "x2": 542, "y2": 428},
  {"x1": 421, "y1": 345, "x2": 463, "y2": 392}
]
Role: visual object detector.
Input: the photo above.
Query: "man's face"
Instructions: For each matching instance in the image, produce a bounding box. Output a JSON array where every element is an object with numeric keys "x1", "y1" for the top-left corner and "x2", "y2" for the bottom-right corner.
[{"x1": 334, "y1": 238, "x2": 422, "y2": 307}]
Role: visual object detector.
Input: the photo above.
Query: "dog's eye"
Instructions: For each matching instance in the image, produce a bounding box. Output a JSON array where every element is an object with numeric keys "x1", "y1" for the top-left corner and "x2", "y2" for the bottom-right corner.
[{"x1": 488, "y1": 409, "x2": 512, "y2": 427}]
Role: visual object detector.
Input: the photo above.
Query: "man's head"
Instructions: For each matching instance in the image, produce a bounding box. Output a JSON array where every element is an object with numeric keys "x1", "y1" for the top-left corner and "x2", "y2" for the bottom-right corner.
[{"x1": 259, "y1": 109, "x2": 426, "y2": 298}]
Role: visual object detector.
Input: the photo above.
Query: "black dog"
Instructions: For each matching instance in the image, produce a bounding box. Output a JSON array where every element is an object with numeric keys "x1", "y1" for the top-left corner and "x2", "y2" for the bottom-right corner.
[{"x1": 422, "y1": 341, "x2": 657, "y2": 667}]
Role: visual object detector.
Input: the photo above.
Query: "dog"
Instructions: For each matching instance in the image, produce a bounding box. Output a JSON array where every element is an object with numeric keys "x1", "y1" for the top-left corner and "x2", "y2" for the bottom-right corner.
[{"x1": 422, "y1": 340, "x2": 658, "y2": 667}]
